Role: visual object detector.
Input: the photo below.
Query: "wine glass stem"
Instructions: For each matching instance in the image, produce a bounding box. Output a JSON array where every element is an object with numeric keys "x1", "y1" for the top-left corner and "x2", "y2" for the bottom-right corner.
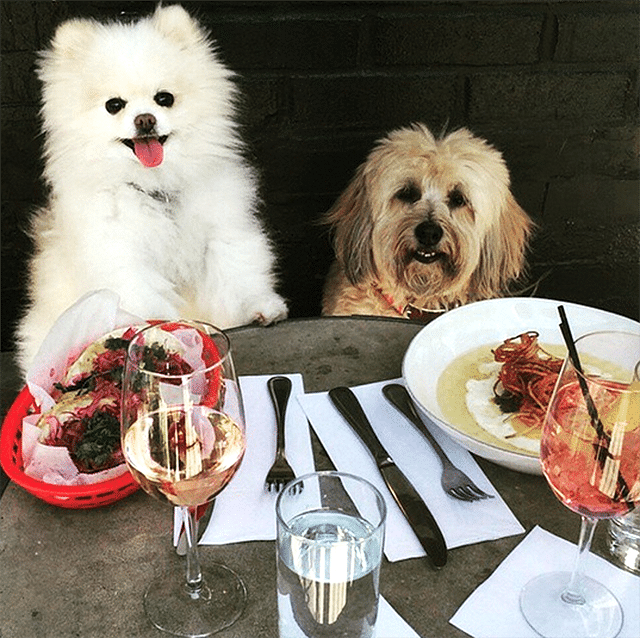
[
  {"x1": 181, "y1": 505, "x2": 204, "y2": 595},
  {"x1": 562, "y1": 515, "x2": 597, "y2": 606}
]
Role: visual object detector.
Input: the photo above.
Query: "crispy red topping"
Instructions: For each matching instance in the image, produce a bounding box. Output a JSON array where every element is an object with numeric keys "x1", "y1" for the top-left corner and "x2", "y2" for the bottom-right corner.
[{"x1": 492, "y1": 331, "x2": 563, "y2": 431}]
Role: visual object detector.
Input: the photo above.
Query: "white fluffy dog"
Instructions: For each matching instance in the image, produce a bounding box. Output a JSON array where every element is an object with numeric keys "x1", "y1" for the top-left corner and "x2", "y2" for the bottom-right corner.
[
  {"x1": 322, "y1": 124, "x2": 533, "y2": 319},
  {"x1": 16, "y1": 4, "x2": 288, "y2": 375}
]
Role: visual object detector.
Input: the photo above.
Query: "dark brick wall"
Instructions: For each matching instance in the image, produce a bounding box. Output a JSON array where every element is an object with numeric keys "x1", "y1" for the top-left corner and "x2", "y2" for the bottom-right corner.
[{"x1": 2, "y1": 1, "x2": 639, "y2": 351}]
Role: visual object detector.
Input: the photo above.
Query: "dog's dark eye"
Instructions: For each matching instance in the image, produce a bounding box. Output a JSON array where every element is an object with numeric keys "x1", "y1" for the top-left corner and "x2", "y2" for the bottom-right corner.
[
  {"x1": 154, "y1": 91, "x2": 174, "y2": 107},
  {"x1": 447, "y1": 188, "x2": 467, "y2": 209},
  {"x1": 395, "y1": 183, "x2": 421, "y2": 204},
  {"x1": 105, "y1": 98, "x2": 126, "y2": 115}
]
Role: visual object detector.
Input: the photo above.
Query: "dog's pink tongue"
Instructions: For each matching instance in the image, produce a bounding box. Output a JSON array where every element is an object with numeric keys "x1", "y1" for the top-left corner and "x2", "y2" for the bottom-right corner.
[{"x1": 133, "y1": 138, "x2": 163, "y2": 168}]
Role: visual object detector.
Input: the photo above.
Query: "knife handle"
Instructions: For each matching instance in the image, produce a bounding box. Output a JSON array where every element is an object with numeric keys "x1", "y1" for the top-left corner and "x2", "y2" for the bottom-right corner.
[{"x1": 328, "y1": 387, "x2": 391, "y2": 465}]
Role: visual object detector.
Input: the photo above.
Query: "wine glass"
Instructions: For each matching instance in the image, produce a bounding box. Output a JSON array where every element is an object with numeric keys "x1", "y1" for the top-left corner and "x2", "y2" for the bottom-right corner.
[
  {"x1": 520, "y1": 329, "x2": 640, "y2": 638},
  {"x1": 121, "y1": 320, "x2": 247, "y2": 637}
]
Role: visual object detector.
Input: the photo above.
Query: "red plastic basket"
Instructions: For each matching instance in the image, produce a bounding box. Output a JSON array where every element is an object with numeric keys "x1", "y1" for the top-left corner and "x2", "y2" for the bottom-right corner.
[{"x1": 0, "y1": 386, "x2": 139, "y2": 509}]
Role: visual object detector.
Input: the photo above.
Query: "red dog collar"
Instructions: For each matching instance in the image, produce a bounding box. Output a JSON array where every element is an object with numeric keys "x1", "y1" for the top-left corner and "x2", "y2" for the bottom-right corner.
[{"x1": 371, "y1": 283, "x2": 452, "y2": 322}]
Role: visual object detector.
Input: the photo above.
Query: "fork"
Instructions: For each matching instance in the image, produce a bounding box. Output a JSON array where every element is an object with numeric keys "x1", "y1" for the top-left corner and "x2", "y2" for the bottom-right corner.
[
  {"x1": 264, "y1": 376, "x2": 298, "y2": 492},
  {"x1": 382, "y1": 384, "x2": 493, "y2": 502}
]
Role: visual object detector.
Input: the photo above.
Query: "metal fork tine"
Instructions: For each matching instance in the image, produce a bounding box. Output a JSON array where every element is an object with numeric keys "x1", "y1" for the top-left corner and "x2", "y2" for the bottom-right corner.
[
  {"x1": 463, "y1": 488, "x2": 483, "y2": 501},
  {"x1": 449, "y1": 487, "x2": 476, "y2": 502},
  {"x1": 461, "y1": 479, "x2": 492, "y2": 499},
  {"x1": 469, "y1": 485, "x2": 492, "y2": 499},
  {"x1": 266, "y1": 476, "x2": 300, "y2": 493}
]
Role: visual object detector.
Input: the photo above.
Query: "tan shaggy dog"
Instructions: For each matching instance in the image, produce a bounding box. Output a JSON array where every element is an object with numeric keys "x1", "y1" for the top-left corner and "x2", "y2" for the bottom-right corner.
[{"x1": 322, "y1": 124, "x2": 534, "y2": 319}]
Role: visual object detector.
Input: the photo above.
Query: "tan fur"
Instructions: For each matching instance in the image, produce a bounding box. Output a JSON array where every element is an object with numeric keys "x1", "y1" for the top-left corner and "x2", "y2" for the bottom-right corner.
[{"x1": 322, "y1": 124, "x2": 534, "y2": 317}]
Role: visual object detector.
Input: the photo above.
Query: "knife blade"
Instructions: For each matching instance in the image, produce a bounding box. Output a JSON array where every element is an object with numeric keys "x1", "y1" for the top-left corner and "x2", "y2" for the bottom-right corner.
[
  {"x1": 328, "y1": 386, "x2": 447, "y2": 568},
  {"x1": 307, "y1": 419, "x2": 361, "y2": 518}
]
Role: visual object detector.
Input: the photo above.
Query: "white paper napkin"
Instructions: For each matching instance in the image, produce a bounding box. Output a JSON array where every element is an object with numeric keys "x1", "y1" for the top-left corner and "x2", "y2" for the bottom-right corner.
[
  {"x1": 277, "y1": 594, "x2": 420, "y2": 637},
  {"x1": 377, "y1": 596, "x2": 422, "y2": 637},
  {"x1": 179, "y1": 374, "x2": 316, "y2": 544},
  {"x1": 450, "y1": 526, "x2": 640, "y2": 638},
  {"x1": 298, "y1": 379, "x2": 524, "y2": 562}
]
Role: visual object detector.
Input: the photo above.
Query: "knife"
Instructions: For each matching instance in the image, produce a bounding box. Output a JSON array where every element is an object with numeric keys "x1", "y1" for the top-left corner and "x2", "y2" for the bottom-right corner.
[{"x1": 328, "y1": 386, "x2": 447, "y2": 568}]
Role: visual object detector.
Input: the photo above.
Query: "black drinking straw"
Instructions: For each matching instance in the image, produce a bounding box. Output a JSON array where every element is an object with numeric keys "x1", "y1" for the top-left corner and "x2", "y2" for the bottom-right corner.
[
  {"x1": 557, "y1": 306, "x2": 605, "y2": 441},
  {"x1": 557, "y1": 305, "x2": 632, "y2": 504}
]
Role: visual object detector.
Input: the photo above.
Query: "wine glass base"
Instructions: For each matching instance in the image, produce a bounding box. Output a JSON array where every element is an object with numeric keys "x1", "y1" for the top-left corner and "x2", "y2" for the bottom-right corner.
[
  {"x1": 520, "y1": 571, "x2": 623, "y2": 638},
  {"x1": 144, "y1": 563, "x2": 247, "y2": 637}
]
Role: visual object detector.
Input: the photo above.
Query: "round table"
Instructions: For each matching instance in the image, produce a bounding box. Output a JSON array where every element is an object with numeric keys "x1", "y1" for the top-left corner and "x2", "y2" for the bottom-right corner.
[{"x1": 0, "y1": 317, "x2": 595, "y2": 638}]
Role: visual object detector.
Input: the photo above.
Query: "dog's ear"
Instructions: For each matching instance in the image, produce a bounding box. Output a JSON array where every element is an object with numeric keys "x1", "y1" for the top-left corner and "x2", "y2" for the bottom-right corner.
[
  {"x1": 151, "y1": 4, "x2": 206, "y2": 45},
  {"x1": 42, "y1": 18, "x2": 97, "y2": 65},
  {"x1": 326, "y1": 167, "x2": 377, "y2": 285},
  {"x1": 473, "y1": 193, "x2": 534, "y2": 298}
]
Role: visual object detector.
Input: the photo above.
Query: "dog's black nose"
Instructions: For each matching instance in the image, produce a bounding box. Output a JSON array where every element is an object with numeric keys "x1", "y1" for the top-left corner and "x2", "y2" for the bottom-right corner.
[
  {"x1": 134, "y1": 113, "x2": 157, "y2": 134},
  {"x1": 415, "y1": 220, "x2": 443, "y2": 247}
]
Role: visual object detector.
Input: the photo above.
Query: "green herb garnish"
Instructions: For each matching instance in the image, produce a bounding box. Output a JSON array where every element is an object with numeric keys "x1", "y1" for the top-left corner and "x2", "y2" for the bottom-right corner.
[{"x1": 73, "y1": 412, "x2": 121, "y2": 470}]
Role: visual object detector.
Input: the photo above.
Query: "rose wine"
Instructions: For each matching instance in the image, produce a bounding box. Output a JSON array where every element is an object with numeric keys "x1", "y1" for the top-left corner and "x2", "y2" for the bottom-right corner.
[
  {"x1": 541, "y1": 380, "x2": 640, "y2": 518},
  {"x1": 123, "y1": 406, "x2": 245, "y2": 506}
]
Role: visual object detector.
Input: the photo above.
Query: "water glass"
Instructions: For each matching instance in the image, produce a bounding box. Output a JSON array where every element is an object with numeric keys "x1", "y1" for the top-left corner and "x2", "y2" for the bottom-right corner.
[
  {"x1": 607, "y1": 359, "x2": 640, "y2": 574},
  {"x1": 276, "y1": 471, "x2": 386, "y2": 638},
  {"x1": 608, "y1": 507, "x2": 640, "y2": 574}
]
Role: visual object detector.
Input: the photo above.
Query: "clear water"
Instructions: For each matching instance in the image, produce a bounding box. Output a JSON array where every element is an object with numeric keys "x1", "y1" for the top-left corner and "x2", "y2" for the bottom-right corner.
[
  {"x1": 608, "y1": 508, "x2": 640, "y2": 574},
  {"x1": 277, "y1": 510, "x2": 382, "y2": 638}
]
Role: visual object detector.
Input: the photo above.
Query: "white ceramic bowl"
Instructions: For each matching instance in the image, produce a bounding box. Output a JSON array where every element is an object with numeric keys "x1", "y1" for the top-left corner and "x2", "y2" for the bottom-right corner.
[{"x1": 402, "y1": 297, "x2": 640, "y2": 475}]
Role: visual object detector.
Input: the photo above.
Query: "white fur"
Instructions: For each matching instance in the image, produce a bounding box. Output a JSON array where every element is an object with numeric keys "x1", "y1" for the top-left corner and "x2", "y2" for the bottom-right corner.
[{"x1": 17, "y1": 5, "x2": 288, "y2": 376}]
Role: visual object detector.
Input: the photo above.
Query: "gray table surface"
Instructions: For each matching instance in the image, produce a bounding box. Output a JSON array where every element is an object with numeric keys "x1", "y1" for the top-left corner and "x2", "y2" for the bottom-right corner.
[{"x1": 0, "y1": 317, "x2": 614, "y2": 638}]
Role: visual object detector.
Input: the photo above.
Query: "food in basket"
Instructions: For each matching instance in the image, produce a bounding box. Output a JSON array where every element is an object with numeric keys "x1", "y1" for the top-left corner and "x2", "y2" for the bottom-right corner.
[
  {"x1": 32, "y1": 325, "x2": 194, "y2": 475},
  {"x1": 32, "y1": 326, "x2": 138, "y2": 474},
  {"x1": 36, "y1": 389, "x2": 122, "y2": 473}
]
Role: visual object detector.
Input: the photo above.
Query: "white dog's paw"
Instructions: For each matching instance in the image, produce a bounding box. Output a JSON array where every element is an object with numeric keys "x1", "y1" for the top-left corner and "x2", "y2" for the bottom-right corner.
[{"x1": 249, "y1": 294, "x2": 288, "y2": 326}]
